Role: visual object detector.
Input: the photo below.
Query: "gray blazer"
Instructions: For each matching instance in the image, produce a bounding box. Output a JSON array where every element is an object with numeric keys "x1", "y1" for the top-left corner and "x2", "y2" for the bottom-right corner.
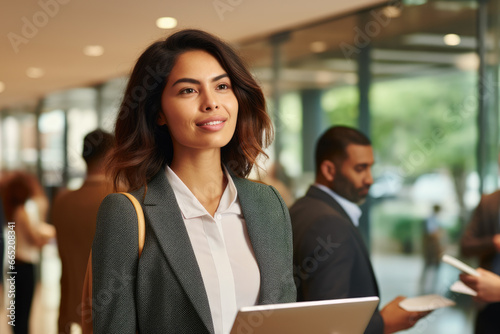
[
  {"x1": 92, "y1": 170, "x2": 296, "y2": 334},
  {"x1": 290, "y1": 186, "x2": 383, "y2": 334}
]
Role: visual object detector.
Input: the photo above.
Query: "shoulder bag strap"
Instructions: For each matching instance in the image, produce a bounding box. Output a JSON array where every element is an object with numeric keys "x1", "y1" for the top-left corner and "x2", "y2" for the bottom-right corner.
[{"x1": 119, "y1": 192, "x2": 146, "y2": 256}]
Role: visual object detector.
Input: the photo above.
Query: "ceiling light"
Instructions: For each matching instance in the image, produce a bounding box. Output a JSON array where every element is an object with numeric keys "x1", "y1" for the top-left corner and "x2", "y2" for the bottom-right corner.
[
  {"x1": 156, "y1": 17, "x2": 177, "y2": 29},
  {"x1": 310, "y1": 41, "x2": 327, "y2": 53},
  {"x1": 0, "y1": 81, "x2": 5, "y2": 93},
  {"x1": 382, "y1": 6, "x2": 402, "y2": 18},
  {"x1": 444, "y1": 34, "x2": 461, "y2": 46},
  {"x1": 26, "y1": 67, "x2": 45, "y2": 79},
  {"x1": 83, "y1": 45, "x2": 104, "y2": 57}
]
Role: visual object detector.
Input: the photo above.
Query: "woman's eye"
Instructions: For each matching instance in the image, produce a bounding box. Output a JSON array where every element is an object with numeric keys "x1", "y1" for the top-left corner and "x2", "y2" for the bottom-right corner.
[
  {"x1": 180, "y1": 88, "x2": 195, "y2": 94},
  {"x1": 217, "y1": 84, "x2": 229, "y2": 90}
]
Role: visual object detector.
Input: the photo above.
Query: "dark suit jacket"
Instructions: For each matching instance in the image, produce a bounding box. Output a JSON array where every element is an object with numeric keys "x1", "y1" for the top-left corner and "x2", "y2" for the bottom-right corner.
[
  {"x1": 461, "y1": 190, "x2": 500, "y2": 269},
  {"x1": 92, "y1": 170, "x2": 296, "y2": 334},
  {"x1": 290, "y1": 186, "x2": 383, "y2": 334}
]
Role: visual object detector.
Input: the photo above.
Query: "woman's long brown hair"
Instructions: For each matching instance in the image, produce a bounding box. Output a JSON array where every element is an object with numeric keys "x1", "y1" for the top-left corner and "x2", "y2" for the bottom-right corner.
[{"x1": 107, "y1": 29, "x2": 273, "y2": 191}]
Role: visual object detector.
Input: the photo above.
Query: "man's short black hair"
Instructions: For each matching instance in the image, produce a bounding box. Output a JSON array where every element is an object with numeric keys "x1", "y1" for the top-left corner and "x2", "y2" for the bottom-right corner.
[
  {"x1": 315, "y1": 126, "x2": 371, "y2": 173},
  {"x1": 82, "y1": 129, "x2": 114, "y2": 165}
]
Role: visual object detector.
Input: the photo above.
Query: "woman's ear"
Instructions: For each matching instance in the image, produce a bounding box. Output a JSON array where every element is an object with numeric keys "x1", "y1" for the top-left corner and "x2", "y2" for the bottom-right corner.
[{"x1": 320, "y1": 160, "x2": 336, "y2": 182}]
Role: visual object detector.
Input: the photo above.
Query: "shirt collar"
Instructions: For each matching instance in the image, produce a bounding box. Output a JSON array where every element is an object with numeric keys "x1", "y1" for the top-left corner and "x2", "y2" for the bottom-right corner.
[
  {"x1": 166, "y1": 166, "x2": 239, "y2": 219},
  {"x1": 313, "y1": 183, "x2": 362, "y2": 227}
]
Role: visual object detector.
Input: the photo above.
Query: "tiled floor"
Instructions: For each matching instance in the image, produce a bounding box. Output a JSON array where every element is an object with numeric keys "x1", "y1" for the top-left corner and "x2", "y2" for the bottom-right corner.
[
  {"x1": 372, "y1": 253, "x2": 475, "y2": 334},
  {"x1": 1, "y1": 246, "x2": 476, "y2": 334}
]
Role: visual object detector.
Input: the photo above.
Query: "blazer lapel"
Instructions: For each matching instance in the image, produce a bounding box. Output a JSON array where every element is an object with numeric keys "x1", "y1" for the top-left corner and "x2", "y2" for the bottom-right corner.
[
  {"x1": 232, "y1": 176, "x2": 275, "y2": 304},
  {"x1": 141, "y1": 172, "x2": 214, "y2": 333}
]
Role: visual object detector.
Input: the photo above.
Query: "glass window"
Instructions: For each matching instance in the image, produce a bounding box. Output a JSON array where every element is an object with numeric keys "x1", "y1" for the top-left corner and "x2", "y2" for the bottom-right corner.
[
  {"x1": 100, "y1": 76, "x2": 128, "y2": 132},
  {"x1": 39, "y1": 109, "x2": 65, "y2": 187},
  {"x1": 1, "y1": 112, "x2": 38, "y2": 173},
  {"x1": 66, "y1": 107, "x2": 98, "y2": 188}
]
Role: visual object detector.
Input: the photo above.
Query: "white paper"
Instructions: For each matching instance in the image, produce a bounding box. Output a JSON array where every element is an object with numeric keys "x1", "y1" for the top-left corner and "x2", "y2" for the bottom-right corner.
[
  {"x1": 399, "y1": 294, "x2": 456, "y2": 312},
  {"x1": 450, "y1": 280, "x2": 478, "y2": 296}
]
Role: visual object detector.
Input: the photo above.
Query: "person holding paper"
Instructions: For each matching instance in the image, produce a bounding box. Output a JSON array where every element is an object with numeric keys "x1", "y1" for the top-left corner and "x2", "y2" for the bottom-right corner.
[
  {"x1": 460, "y1": 188, "x2": 500, "y2": 333},
  {"x1": 290, "y1": 126, "x2": 429, "y2": 334},
  {"x1": 460, "y1": 268, "x2": 500, "y2": 303}
]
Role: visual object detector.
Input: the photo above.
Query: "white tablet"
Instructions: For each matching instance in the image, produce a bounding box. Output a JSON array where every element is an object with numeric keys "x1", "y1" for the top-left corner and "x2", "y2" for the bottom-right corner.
[{"x1": 230, "y1": 296, "x2": 379, "y2": 334}]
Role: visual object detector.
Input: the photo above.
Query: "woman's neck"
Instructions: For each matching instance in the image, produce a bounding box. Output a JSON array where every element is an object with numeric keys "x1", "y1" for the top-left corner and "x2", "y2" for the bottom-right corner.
[{"x1": 170, "y1": 149, "x2": 227, "y2": 217}]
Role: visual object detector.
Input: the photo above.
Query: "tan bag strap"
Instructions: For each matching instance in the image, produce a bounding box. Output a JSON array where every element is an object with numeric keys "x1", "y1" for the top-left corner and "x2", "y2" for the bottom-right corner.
[
  {"x1": 81, "y1": 192, "x2": 145, "y2": 333},
  {"x1": 119, "y1": 192, "x2": 146, "y2": 256}
]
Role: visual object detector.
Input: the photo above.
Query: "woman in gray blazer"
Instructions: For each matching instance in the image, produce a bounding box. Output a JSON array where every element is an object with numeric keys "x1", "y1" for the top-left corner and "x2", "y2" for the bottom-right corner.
[{"x1": 91, "y1": 29, "x2": 296, "y2": 334}]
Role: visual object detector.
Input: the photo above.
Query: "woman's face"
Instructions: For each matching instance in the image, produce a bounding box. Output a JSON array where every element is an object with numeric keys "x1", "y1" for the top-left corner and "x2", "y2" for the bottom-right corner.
[{"x1": 159, "y1": 50, "x2": 238, "y2": 155}]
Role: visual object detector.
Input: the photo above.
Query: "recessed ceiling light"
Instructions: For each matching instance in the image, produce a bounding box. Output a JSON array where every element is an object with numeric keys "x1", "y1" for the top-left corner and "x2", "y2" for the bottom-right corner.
[
  {"x1": 382, "y1": 5, "x2": 402, "y2": 18},
  {"x1": 84, "y1": 45, "x2": 104, "y2": 57},
  {"x1": 0, "y1": 81, "x2": 5, "y2": 93},
  {"x1": 156, "y1": 17, "x2": 177, "y2": 29},
  {"x1": 310, "y1": 41, "x2": 327, "y2": 53},
  {"x1": 26, "y1": 67, "x2": 44, "y2": 79},
  {"x1": 444, "y1": 34, "x2": 461, "y2": 46}
]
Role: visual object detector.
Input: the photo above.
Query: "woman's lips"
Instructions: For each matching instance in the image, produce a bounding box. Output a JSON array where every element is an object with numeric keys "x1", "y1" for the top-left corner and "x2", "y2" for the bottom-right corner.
[{"x1": 196, "y1": 119, "x2": 226, "y2": 131}]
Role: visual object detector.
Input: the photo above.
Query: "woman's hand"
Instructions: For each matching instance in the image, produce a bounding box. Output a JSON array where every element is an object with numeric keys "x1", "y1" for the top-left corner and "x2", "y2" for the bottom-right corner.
[{"x1": 35, "y1": 221, "x2": 56, "y2": 247}]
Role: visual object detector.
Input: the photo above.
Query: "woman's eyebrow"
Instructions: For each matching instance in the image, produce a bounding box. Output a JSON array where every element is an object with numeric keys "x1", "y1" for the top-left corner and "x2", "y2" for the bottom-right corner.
[{"x1": 172, "y1": 73, "x2": 228, "y2": 87}]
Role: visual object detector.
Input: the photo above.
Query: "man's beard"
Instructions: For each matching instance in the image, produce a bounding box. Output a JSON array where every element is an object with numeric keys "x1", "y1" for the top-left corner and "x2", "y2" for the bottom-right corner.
[{"x1": 331, "y1": 172, "x2": 370, "y2": 205}]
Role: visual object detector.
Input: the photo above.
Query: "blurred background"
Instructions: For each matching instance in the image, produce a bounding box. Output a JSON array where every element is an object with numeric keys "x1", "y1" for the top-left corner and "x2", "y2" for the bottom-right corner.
[{"x1": 1, "y1": 0, "x2": 500, "y2": 333}]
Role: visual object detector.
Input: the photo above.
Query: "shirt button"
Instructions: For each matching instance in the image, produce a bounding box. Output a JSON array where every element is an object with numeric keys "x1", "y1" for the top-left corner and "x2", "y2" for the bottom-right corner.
[{"x1": 216, "y1": 214, "x2": 222, "y2": 220}]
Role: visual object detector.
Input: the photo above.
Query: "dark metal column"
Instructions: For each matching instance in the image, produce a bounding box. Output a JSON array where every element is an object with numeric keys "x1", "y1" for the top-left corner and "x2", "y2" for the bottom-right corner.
[
  {"x1": 62, "y1": 110, "x2": 69, "y2": 186},
  {"x1": 300, "y1": 89, "x2": 325, "y2": 173},
  {"x1": 477, "y1": 0, "x2": 488, "y2": 194},
  {"x1": 270, "y1": 31, "x2": 290, "y2": 181},
  {"x1": 95, "y1": 83, "x2": 104, "y2": 128},
  {"x1": 358, "y1": 44, "x2": 371, "y2": 138},
  {"x1": 357, "y1": 44, "x2": 372, "y2": 248}
]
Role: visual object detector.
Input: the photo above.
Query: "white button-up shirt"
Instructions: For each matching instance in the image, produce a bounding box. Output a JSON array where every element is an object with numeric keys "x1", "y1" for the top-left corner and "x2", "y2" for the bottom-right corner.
[{"x1": 166, "y1": 167, "x2": 261, "y2": 334}]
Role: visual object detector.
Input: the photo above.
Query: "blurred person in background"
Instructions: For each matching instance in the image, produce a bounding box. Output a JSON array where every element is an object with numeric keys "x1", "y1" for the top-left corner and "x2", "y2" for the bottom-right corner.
[
  {"x1": 420, "y1": 204, "x2": 444, "y2": 294},
  {"x1": 259, "y1": 162, "x2": 294, "y2": 207},
  {"x1": 1, "y1": 171, "x2": 56, "y2": 334},
  {"x1": 460, "y1": 188, "x2": 500, "y2": 334},
  {"x1": 51, "y1": 129, "x2": 114, "y2": 333}
]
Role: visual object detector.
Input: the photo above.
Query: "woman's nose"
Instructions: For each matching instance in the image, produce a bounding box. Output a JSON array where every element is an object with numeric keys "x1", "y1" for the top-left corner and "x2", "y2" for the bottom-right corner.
[{"x1": 201, "y1": 91, "x2": 219, "y2": 112}]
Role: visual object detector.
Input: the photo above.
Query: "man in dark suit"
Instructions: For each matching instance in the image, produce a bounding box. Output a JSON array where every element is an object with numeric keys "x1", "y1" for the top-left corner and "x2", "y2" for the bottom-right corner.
[
  {"x1": 290, "y1": 126, "x2": 428, "y2": 334},
  {"x1": 461, "y1": 189, "x2": 500, "y2": 334}
]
